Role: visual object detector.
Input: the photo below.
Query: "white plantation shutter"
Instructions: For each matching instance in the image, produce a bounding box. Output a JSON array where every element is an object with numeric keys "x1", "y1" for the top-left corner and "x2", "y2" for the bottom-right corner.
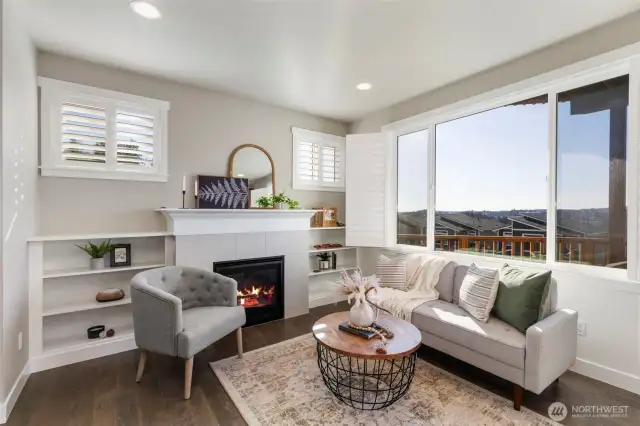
[
  {"x1": 116, "y1": 111, "x2": 155, "y2": 167},
  {"x1": 61, "y1": 103, "x2": 107, "y2": 164},
  {"x1": 322, "y1": 144, "x2": 340, "y2": 183},
  {"x1": 292, "y1": 127, "x2": 345, "y2": 191},
  {"x1": 40, "y1": 78, "x2": 169, "y2": 182},
  {"x1": 297, "y1": 141, "x2": 320, "y2": 182},
  {"x1": 346, "y1": 133, "x2": 389, "y2": 247}
]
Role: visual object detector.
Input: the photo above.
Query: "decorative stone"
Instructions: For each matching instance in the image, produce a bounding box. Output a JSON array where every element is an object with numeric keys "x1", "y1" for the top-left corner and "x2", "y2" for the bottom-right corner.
[{"x1": 96, "y1": 288, "x2": 125, "y2": 303}]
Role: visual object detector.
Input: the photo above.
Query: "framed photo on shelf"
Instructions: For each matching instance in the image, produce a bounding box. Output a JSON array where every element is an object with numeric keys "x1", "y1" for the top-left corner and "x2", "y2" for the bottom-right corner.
[
  {"x1": 110, "y1": 244, "x2": 131, "y2": 267},
  {"x1": 313, "y1": 207, "x2": 338, "y2": 227}
]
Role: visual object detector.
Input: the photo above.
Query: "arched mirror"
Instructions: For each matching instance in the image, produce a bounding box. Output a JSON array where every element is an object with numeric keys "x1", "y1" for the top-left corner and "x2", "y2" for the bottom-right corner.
[{"x1": 228, "y1": 144, "x2": 275, "y2": 207}]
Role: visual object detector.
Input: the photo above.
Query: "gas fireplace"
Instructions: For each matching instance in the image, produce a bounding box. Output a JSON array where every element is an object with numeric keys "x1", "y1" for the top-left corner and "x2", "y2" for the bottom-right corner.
[{"x1": 213, "y1": 256, "x2": 284, "y2": 327}]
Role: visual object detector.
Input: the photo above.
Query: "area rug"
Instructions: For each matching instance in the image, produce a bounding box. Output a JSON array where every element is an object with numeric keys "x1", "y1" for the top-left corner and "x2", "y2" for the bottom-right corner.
[{"x1": 210, "y1": 334, "x2": 557, "y2": 425}]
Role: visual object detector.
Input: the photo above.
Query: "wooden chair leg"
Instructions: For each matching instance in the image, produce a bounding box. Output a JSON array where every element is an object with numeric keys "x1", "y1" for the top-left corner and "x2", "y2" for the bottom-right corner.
[
  {"x1": 237, "y1": 327, "x2": 243, "y2": 358},
  {"x1": 184, "y1": 357, "x2": 194, "y2": 400},
  {"x1": 135, "y1": 350, "x2": 147, "y2": 383},
  {"x1": 513, "y1": 384, "x2": 523, "y2": 411}
]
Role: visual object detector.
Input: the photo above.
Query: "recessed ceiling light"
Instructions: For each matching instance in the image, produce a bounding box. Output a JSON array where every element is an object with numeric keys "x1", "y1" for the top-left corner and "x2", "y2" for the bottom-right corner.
[
  {"x1": 237, "y1": 174, "x2": 245, "y2": 177},
  {"x1": 130, "y1": 0, "x2": 161, "y2": 19},
  {"x1": 356, "y1": 82, "x2": 372, "y2": 91}
]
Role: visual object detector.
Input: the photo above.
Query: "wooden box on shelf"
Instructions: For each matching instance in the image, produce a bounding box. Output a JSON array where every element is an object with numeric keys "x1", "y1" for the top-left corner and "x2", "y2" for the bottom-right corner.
[{"x1": 312, "y1": 207, "x2": 338, "y2": 227}]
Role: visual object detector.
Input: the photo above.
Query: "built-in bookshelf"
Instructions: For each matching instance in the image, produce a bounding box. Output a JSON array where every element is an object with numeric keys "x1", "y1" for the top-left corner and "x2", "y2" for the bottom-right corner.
[
  {"x1": 28, "y1": 232, "x2": 174, "y2": 372},
  {"x1": 307, "y1": 227, "x2": 358, "y2": 308}
]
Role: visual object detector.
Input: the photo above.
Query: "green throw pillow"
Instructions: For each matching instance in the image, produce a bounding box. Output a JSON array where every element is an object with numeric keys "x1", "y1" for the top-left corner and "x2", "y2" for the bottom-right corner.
[{"x1": 493, "y1": 264, "x2": 551, "y2": 334}]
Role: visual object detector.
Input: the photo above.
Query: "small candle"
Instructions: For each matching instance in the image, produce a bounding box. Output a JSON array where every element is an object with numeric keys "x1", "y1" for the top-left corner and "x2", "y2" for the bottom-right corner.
[
  {"x1": 194, "y1": 179, "x2": 198, "y2": 196},
  {"x1": 182, "y1": 175, "x2": 186, "y2": 192}
]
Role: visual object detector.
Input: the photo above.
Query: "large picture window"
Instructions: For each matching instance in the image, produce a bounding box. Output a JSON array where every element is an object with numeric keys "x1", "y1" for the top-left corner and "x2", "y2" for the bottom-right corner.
[
  {"x1": 434, "y1": 96, "x2": 549, "y2": 260},
  {"x1": 393, "y1": 63, "x2": 635, "y2": 275},
  {"x1": 556, "y1": 75, "x2": 629, "y2": 269},
  {"x1": 397, "y1": 130, "x2": 429, "y2": 246}
]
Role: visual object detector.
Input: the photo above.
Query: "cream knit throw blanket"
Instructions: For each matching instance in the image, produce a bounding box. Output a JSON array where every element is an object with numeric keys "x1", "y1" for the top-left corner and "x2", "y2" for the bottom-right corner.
[{"x1": 372, "y1": 254, "x2": 450, "y2": 321}]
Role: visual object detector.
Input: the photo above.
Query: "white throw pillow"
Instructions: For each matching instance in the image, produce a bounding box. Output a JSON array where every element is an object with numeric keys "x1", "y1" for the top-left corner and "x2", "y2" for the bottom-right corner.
[
  {"x1": 457, "y1": 263, "x2": 500, "y2": 323},
  {"x1": 376, "y1": 253, "x2": 407, "y2": 290}
]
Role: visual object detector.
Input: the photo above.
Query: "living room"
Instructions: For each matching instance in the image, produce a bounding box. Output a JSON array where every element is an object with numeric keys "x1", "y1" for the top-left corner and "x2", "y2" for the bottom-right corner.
[{"x1": 3, "y1": 0, "x2": 640, "y2": 424}]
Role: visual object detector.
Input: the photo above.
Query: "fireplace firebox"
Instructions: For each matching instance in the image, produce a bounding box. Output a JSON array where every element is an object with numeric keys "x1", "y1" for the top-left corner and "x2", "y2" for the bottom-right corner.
[{"x1": 213, "y1": 256, "x2": 284, "y2": 327}]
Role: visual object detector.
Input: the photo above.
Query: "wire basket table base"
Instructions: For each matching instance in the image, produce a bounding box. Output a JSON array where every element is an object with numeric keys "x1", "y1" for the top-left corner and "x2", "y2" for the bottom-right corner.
[{"x1": 316, "y1": 342, "x2": 417, "y2": 410}]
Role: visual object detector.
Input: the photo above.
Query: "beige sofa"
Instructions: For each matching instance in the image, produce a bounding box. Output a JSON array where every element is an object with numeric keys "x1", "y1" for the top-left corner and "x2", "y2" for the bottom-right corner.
[{"x1": 411, "y1": 261, "x2": 578, "y2": 410}]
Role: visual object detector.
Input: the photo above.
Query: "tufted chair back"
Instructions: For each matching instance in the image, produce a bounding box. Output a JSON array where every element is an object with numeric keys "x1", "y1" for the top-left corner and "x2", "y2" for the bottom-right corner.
[{"x1": 131, "y1": 266, "x2": 237, "y2": 310}]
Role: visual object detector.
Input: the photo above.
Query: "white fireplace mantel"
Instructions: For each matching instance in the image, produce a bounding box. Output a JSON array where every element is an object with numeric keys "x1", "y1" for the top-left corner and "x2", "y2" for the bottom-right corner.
[{"x1": 156, "y1": 208, "x2": 319, "y2": 236}]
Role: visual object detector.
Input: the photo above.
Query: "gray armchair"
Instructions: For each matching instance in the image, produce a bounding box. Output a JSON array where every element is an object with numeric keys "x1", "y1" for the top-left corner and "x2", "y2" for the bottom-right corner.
[{"x1": 131, "y1": 266, "x2": 246, "y2": 399}]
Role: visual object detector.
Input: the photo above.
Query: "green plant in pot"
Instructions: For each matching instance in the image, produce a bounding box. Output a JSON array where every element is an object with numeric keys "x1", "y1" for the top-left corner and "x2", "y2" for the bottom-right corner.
[
  {"x1": 316, "y1": 252, "x2": 331, "y2": 270},
  {"x1": 256, "y1": 192, "x2": 300, "y2": 209},
  {"x1": 76, "y1": 240, "x2": 113, "y2": 270}
]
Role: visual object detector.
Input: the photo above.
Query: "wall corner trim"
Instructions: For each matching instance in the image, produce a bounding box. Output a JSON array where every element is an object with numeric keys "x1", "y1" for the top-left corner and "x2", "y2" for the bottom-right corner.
[
  {"x1": 571, "y1": 358, "x2": 640, "y2": 395},
  {"x1": 0, "y1": 361, "x2": 31, "y2": 424}
]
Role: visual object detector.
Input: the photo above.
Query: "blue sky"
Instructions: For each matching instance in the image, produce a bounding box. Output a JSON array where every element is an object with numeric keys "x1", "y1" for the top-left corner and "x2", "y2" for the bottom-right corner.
[{"x1": 397, "y1": 99, "x2": 624, "y2": 213}]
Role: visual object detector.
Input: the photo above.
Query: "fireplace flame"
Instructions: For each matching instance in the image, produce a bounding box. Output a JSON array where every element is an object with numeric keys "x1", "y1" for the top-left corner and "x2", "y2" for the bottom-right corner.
[{"x1": 237, "y1": 284, "x2": 276, "y2": 307}]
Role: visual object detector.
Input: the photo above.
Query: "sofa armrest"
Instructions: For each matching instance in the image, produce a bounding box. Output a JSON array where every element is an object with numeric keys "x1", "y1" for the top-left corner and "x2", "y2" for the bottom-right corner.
[
  {"x1": 131, "y1": 278, "x2": 183, "y2": 357},
  {"x1": 525, "y1": 308, "x2": 578, "y2": 394}
]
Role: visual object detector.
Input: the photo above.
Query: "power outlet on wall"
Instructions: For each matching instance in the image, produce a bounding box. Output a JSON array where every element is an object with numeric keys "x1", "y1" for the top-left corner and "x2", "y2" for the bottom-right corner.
[
  {"x1": 577, "y1": 322, "x2": 587, "y2": 337},
  {"x1": 18, "y1": 331, "x2": 23, "y2": 351}
]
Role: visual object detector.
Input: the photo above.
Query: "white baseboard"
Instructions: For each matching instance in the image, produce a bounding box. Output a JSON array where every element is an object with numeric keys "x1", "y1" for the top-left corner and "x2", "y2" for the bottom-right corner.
[
  {"x1": 0, "y1": 361, "x2": 31, "y2": 424},
  {"x1": 309, "y1": 294, "x2": 347, "y2": 309},
  {"x1": 30, "y1": 335, "x2": 137, "y2": 373},
  {"x1": 571, "y1": 358, "x2": 640, "y2": 395}
]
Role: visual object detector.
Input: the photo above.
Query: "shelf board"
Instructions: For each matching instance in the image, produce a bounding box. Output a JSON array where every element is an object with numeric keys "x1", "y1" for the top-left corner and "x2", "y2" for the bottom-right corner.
[
  {"x1": 309, "y1": 246, "x2": 356, "y2": 254},
  {"x1": 44, "y1": 331, "x2": 135, "y2": 355},
  {"x1": 29, "y1": 231, "x2": 171, "y2": 242},
  {"x1": 309, "y1": 266, "x2": 358, "y2": 277},
  {"x1": 309, "y1": 227, "x2": 346, "y2": 231},
  {"x1": 43, "y1": 263, "x2": 165, "y2": 279},
  {"x1": 43, "y1": 298, "x2": 132, "y2": 317}
]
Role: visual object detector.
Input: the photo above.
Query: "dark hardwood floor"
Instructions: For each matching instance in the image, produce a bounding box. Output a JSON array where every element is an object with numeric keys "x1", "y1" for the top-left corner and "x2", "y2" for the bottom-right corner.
[{"x1": 8, "y1": 302, "x2": 640, "y2": 425}]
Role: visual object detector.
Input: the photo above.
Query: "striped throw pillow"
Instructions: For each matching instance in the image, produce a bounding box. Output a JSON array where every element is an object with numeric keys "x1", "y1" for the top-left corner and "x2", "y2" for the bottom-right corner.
[
  {"x1": 376, "y1": 254, "x2": 407, "y2": 290},
  {"x1": 458, "y1": 263, "x2": 500, "y2": 322}
]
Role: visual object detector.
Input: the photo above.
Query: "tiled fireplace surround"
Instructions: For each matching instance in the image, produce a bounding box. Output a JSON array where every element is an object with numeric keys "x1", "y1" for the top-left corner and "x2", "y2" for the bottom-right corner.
[{"x1": 158, "y1": 209, "x2": 318, "y2": 319}]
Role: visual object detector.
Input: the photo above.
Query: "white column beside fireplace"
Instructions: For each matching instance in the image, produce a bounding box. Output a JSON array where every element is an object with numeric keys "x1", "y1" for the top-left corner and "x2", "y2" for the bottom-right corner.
[{"x1": 157, "y1": 209, "x2": 319, "y2": 319}]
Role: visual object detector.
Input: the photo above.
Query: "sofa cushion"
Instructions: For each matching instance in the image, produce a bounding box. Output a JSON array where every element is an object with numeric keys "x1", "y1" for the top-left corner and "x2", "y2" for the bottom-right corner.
[
  {"x1": 452, "y1": 264, "x2": 468, "y2": 304},
  {"x1": 412, "y1": 300, "x2": 525, "y2": 369},
  {"x1": 458, "y1": 264, "x2": 500, "y2": 322},
  {"x1": 493, "y1": 264, "x2": 552, "y2": 334},
  {"x1": 377, "y1": 253, "x2": 408, "y2": 290},
  {"x1": 435, "y1": 261, "x2": 455, "y2": 302},
  {"x1": 177, "y1": 306, "x2": 245, "y2": 358}
]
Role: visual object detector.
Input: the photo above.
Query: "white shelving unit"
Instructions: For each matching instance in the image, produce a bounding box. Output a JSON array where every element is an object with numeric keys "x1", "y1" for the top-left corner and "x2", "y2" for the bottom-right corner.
[
  {"x1": 308, "y1": 246, "x2": 356, "y2": 254},
  {"x1": 28, "y1": 232, "x2": 174, "y2": 372},
  {"x1": 308, "y1": 227, "x2": 358, "y2": 308},
  {"x1": 309, "y1": 266, "x2": 358, "y2": 277}
]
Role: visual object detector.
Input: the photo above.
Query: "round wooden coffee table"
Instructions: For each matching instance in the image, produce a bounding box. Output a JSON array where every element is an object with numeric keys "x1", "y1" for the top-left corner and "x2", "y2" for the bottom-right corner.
[{"x1": 312, "y1": 311, "x2": 421, "y2": 410}]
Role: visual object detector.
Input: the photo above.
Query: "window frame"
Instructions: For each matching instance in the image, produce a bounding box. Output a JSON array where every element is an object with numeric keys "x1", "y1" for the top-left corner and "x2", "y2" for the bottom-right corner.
[
  {"x1": 384, "y1": 50, "x2": 640, "y2": 282},
  {"x1": 292, "y1": 127, "x2": 346, "y2": 192},
  {"x1": 39, "y1": 77, "x2": 170, "y2": 182}
]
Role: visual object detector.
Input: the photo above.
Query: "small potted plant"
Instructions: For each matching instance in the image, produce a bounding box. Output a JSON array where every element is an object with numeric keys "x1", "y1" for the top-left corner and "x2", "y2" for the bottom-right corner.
[
  {"x1": 316, "y1": 252, "x2": 331, "y2": 270},
  {"x1": 76, "y1": 240, "x2": 113, "y2": 270},
  {"x1": 256, "y1": 193, "x2": 300, "y2": 209}
]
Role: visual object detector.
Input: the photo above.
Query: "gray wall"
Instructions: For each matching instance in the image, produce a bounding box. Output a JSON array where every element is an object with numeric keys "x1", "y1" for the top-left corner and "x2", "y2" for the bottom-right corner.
[
  {"x1": 37, "y1": 52, "x2": 348, "y2": 235},
  {"x1": 351, "y1": 10, "x2": 640, "y2": 133},
  {"x1": 2, "y1": 0, "x2": 38, "y2": 404}
]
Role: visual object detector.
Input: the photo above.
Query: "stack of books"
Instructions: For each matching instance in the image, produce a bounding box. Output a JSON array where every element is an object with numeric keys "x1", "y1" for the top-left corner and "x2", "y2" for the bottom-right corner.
[{"x1": 338, "y1": 321, "x2": 386, "y2": 340}]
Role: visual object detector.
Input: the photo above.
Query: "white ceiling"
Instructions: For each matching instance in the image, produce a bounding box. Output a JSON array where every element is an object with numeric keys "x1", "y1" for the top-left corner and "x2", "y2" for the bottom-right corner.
[{"x1": 20, "y1": 0, "x2": 640, "y2": 122}]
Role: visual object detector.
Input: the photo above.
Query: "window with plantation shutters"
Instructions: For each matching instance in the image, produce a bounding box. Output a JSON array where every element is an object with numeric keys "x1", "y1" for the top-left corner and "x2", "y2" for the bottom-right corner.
[
  {"x1": 292, "y1": 127, "x2": 345, "y2": 192},
  {"x1": 40, "y1": 78, "x2": 169, "y2": 182}
]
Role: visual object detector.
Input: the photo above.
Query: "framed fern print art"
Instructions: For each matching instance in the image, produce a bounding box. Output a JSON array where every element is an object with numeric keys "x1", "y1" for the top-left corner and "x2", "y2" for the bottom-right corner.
[{"x1": 197, "y1": 175, "x2": 250, "y2": 209}]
